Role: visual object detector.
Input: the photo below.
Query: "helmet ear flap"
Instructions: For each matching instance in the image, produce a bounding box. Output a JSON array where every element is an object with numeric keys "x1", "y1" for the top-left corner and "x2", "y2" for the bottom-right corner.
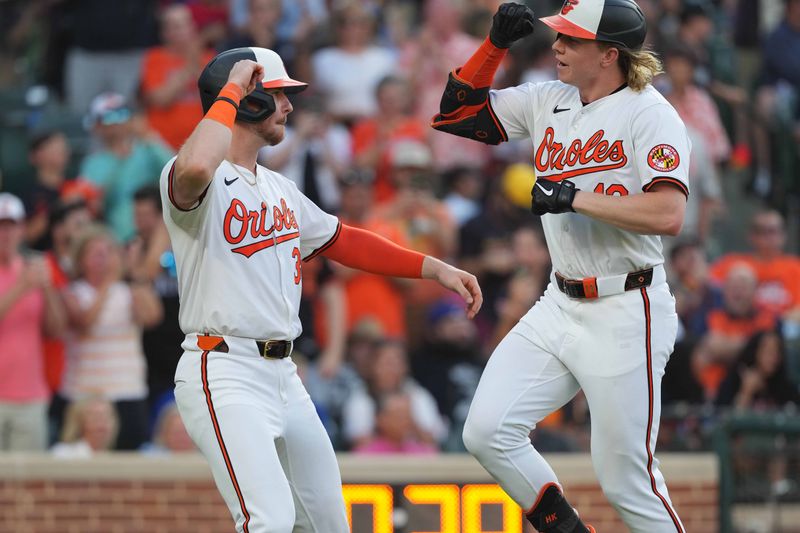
[{"x1": 236, "y1": 86, "x2": 277, "y2": 123}]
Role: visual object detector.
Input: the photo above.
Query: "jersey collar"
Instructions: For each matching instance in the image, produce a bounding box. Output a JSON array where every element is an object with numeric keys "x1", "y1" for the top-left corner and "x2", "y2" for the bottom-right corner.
[
  {"x1": 227, "y1": 161, "x2": 258, "y2": 186},
  {"x1": 581, "y1": 82, "x2": 629, "y2": 107}
]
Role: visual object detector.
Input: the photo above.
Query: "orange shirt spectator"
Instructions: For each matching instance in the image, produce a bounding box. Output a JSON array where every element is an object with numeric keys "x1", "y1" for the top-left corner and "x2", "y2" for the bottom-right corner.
[
  {"x1": 43, "y1": 253, "x2": 68, "y2": 394},
  {"x1": 710, "y1": 254, "x2": 800, "y2": 317},
  {"x1": 342, "y1": 218, "x2": 409, "y2": 338},
  {"x1": 141, "y1": 4, "x2": 214, "y2": 150},
  {"x1": 706, "y1": 307, "x2": 776, "y2": 340},
  {"x1": 334, "y1": 170, "x2": 408, "y2": 338},
  {"x1": 351, "y1": 120, "x2": 426, "y2": 203},
  {"x1": 351, "y1": 76, "x2": 427, "y2": 204},
  {"x1": 696, "y1": 262, "x2": 777, "y2": 399},
  {"x1": 710, "y1": 210, "x2": 800, "y2": 318}
]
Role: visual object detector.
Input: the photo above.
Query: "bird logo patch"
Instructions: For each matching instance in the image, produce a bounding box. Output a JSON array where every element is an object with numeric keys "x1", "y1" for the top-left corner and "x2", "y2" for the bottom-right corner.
[
  {"x1": 561, "y1": 0, "x2": 579, "y2": 15},
  {"x1": 647, "y1": 144, "x2": 680, "y2": 172}
]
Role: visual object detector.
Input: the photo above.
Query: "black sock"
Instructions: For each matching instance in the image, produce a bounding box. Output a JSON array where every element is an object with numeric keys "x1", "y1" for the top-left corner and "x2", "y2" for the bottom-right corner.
[{"x1": 526, "y1": 485, "x2": 590, "y2": 532}]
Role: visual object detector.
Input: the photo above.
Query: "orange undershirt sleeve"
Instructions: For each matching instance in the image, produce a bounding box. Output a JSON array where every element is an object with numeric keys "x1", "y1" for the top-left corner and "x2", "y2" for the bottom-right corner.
[
  {"x1": 457, "y1": 37, "x2": 508, "y2": 87},
  {"x1": 321, "y1": 224, "x2": 425, "y2": 278}
]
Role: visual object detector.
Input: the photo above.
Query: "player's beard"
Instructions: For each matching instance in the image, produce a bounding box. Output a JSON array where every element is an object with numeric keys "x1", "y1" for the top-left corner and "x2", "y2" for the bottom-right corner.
[
  {"x1": 251, "y1": 120, "x2": 286, "y2": 146},
  {"x1": 263, "y1": 125, "x2": 285, "y2": 146}
]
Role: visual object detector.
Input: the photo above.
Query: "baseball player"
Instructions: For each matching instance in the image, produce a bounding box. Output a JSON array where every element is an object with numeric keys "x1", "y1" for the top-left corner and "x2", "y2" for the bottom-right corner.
[
  {"x1": 160, "y1": 47, "x2": 482, "y2": 533},
  {"x1": 431, "y1": 2, "x2": 690, "y2": 532}
]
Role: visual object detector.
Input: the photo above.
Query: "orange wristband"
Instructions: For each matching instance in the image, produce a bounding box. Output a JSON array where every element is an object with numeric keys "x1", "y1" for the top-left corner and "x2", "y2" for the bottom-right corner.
[{"x1": 205, "y1": 82, "x2": 244, "y2": 129}]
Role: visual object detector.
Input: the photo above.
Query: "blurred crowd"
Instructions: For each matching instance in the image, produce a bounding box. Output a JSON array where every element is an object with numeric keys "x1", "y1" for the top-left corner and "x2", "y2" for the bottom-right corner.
[{"x1": 0, "y1": 0, "x2": 798, "y2": 458}]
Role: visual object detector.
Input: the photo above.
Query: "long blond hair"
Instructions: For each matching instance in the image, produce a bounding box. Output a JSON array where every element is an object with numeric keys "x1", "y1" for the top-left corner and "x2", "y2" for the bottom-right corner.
[{"x1": 602, "y1": 44, "x2": 663, "y2": 92}]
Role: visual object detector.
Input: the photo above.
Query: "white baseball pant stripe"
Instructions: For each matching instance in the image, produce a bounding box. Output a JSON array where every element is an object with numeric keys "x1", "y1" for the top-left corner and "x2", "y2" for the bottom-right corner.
[
  {"x1": 640, "y1": 288, "x2": 683, "y2": 532},
  {"x1": 463, "y1": 282, "x2": 685, "y2": 532},
  {"x1": 174, "y1": 335, "x2": 350, "y2": 533}
]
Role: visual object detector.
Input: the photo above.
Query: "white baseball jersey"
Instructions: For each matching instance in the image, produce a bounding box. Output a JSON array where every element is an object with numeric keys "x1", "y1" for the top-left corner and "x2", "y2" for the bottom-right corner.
[
  {"x1": 490, "y1": 81, "x2": 691, "y2": 278},
  {"x1": 159, "y1": 157, "x2": 340, "y2": 341}
]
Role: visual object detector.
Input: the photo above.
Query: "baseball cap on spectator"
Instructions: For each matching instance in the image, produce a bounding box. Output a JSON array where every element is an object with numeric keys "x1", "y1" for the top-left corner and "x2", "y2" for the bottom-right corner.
[
  {"x1": 390, "y1": 140, "x2": 433, "y2": 169},
  {"x1": 85, "y1": 92, "x2": 133, "y2": 128},
  {"x1": 61, "y1": 179, "x2": 103, "y2": 217},
  {"x1": 0, "y1": 193, "x2": 25, "y2": 223}
]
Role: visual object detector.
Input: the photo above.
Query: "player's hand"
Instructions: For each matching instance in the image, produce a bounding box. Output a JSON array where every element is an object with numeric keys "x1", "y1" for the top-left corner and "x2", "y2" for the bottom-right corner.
[
  {"x1": 531, "y1": 179, "x2": 577, "y2": 215},
  {"x1": 227, "y1": 60, "x2": 265, "y2": 97},
  {"x1": 490, "y1": 3, "x2": 535, "y2": 49},
  {"x1": 422, "y1": 257, "x2": 483, "y2": 319}
]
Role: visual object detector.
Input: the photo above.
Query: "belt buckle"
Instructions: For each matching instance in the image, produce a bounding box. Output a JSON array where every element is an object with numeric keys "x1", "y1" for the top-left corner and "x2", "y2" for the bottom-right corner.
[
  {"x1": 261, "y1": 340, "x2": 291, "y2": 359},
  {"x1": 261, "y1": 340, "x2": 279, "y2": 359}
]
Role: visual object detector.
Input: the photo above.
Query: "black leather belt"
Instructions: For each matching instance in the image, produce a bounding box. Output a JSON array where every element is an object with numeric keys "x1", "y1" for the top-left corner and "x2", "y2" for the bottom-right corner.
[
  {"x1": 197, "y1": 335, "x2": 294, "y2": 359},
  {"x1": 555, "y1": 268, "x2": 654, "y2": 299},
  {"x1": 256, "y1": 339, "x2": 293, "y2": 359}
]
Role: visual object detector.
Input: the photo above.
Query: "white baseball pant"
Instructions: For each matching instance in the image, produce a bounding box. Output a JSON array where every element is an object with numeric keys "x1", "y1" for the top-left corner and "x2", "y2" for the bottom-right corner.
[
  {"x1": 174, "y1": 334, "x2": 349, "y2": 533},
  {"x1": 463, "y1": 281, "x2": 685, "y2": 532}
]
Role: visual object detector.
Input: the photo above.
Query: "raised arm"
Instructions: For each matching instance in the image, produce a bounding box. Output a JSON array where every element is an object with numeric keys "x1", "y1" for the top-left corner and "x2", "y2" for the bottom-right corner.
[
  {"x1": 170, "y1": 60, "x2": 264, "y2": 209},
  {"x1": 430, "y1": 3, "x2": 534, "y2": 145}
]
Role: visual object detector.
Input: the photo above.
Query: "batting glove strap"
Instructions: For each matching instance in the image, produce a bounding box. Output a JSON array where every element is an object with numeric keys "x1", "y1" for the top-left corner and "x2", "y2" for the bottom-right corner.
[
  {"x1": 531, "y1": 179, "x2": 577, "y2": 215},
  {"x1": 489, "y1": 2, "x2": 536, "y2": 49}
]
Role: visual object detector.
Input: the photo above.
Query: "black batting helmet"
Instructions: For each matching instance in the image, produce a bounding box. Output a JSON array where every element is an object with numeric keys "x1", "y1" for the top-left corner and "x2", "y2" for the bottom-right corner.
[
  {"x1": 540, "y1": 0, "x2": 647, "y2": 50},
  {"x1": 198, "y1": 47, "x2": 308, "y2": 123}
]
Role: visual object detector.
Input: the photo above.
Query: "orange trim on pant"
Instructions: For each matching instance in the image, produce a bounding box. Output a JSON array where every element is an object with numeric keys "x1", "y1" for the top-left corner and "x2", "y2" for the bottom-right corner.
[
  {"x1": 201, "y1": 350, "x2": 252, "y2": 532},
  {"x1": 640, "y1": 288, "x2": 684, "y2": 532}
]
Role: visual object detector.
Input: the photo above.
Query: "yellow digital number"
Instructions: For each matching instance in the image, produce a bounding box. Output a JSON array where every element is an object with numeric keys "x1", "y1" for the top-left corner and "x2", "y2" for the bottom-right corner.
[
  {"x1": 342, "y1": 484, "x2": 394, "y2": 533},
  {"x1": 403, "y1": 484, "x2": 460, "y2": 533},
  {"x1": 461, "y1": 484, "x2": 522, "y2": 533}
]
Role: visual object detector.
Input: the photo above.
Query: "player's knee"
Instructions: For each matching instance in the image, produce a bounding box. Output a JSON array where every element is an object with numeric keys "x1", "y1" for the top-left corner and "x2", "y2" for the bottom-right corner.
[
  {"x1": 462, "y1": 416, "x2": 495, "y2": 457},
  {"x1": 463, "y1": 415, "x2": 530, "y2": 458}
]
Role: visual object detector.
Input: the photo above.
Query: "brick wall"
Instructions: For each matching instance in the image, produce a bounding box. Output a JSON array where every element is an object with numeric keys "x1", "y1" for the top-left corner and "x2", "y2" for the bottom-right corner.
[
  {"x1": 564, "y1": 481, "x2": 718, "y2": 532},
  {"x1": 0, "y1": 480, "x2": 231, "y2": 533},
  {"x1": 0, "y1": 454, "x2": 717, "y2": 533}
]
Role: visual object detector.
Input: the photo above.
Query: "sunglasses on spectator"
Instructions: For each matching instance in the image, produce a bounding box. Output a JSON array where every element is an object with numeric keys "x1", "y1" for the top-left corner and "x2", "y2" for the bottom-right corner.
[{"x1": 97, "y1": 108, "x2": 132, "y2": 126}]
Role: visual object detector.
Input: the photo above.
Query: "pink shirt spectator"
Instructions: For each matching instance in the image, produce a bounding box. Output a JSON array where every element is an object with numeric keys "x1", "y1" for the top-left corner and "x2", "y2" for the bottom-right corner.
[
  {"x1": 355, "y1": 438, "x2": 438, "y2": 455},
  {"x1": 0, "y1": 257, "x2": 48, "y2": 401},
  {"x1": 668, "y1": 85, "x2": 731, "y2": 163}
]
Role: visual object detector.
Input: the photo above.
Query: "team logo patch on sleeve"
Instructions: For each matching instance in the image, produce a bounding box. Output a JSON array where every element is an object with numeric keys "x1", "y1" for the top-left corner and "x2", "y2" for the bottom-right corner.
[{"x1": 647, "y1": 144, "x2": 680, "y2": 172}]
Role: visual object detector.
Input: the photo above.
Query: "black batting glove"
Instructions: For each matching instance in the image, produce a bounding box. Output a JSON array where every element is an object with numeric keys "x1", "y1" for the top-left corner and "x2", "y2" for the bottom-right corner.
[
  {"x1": 489, "y1": 3, "x2": 536, "y2": 49},
  {"x1": 531, "y1": 179, "x2": 577, "y2": 215}
]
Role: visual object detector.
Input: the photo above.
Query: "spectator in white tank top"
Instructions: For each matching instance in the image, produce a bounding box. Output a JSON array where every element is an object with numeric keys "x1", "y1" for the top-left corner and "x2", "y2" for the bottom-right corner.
[{"x1": 61, "y1": 224, "x2": 163, "y2": 450}]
